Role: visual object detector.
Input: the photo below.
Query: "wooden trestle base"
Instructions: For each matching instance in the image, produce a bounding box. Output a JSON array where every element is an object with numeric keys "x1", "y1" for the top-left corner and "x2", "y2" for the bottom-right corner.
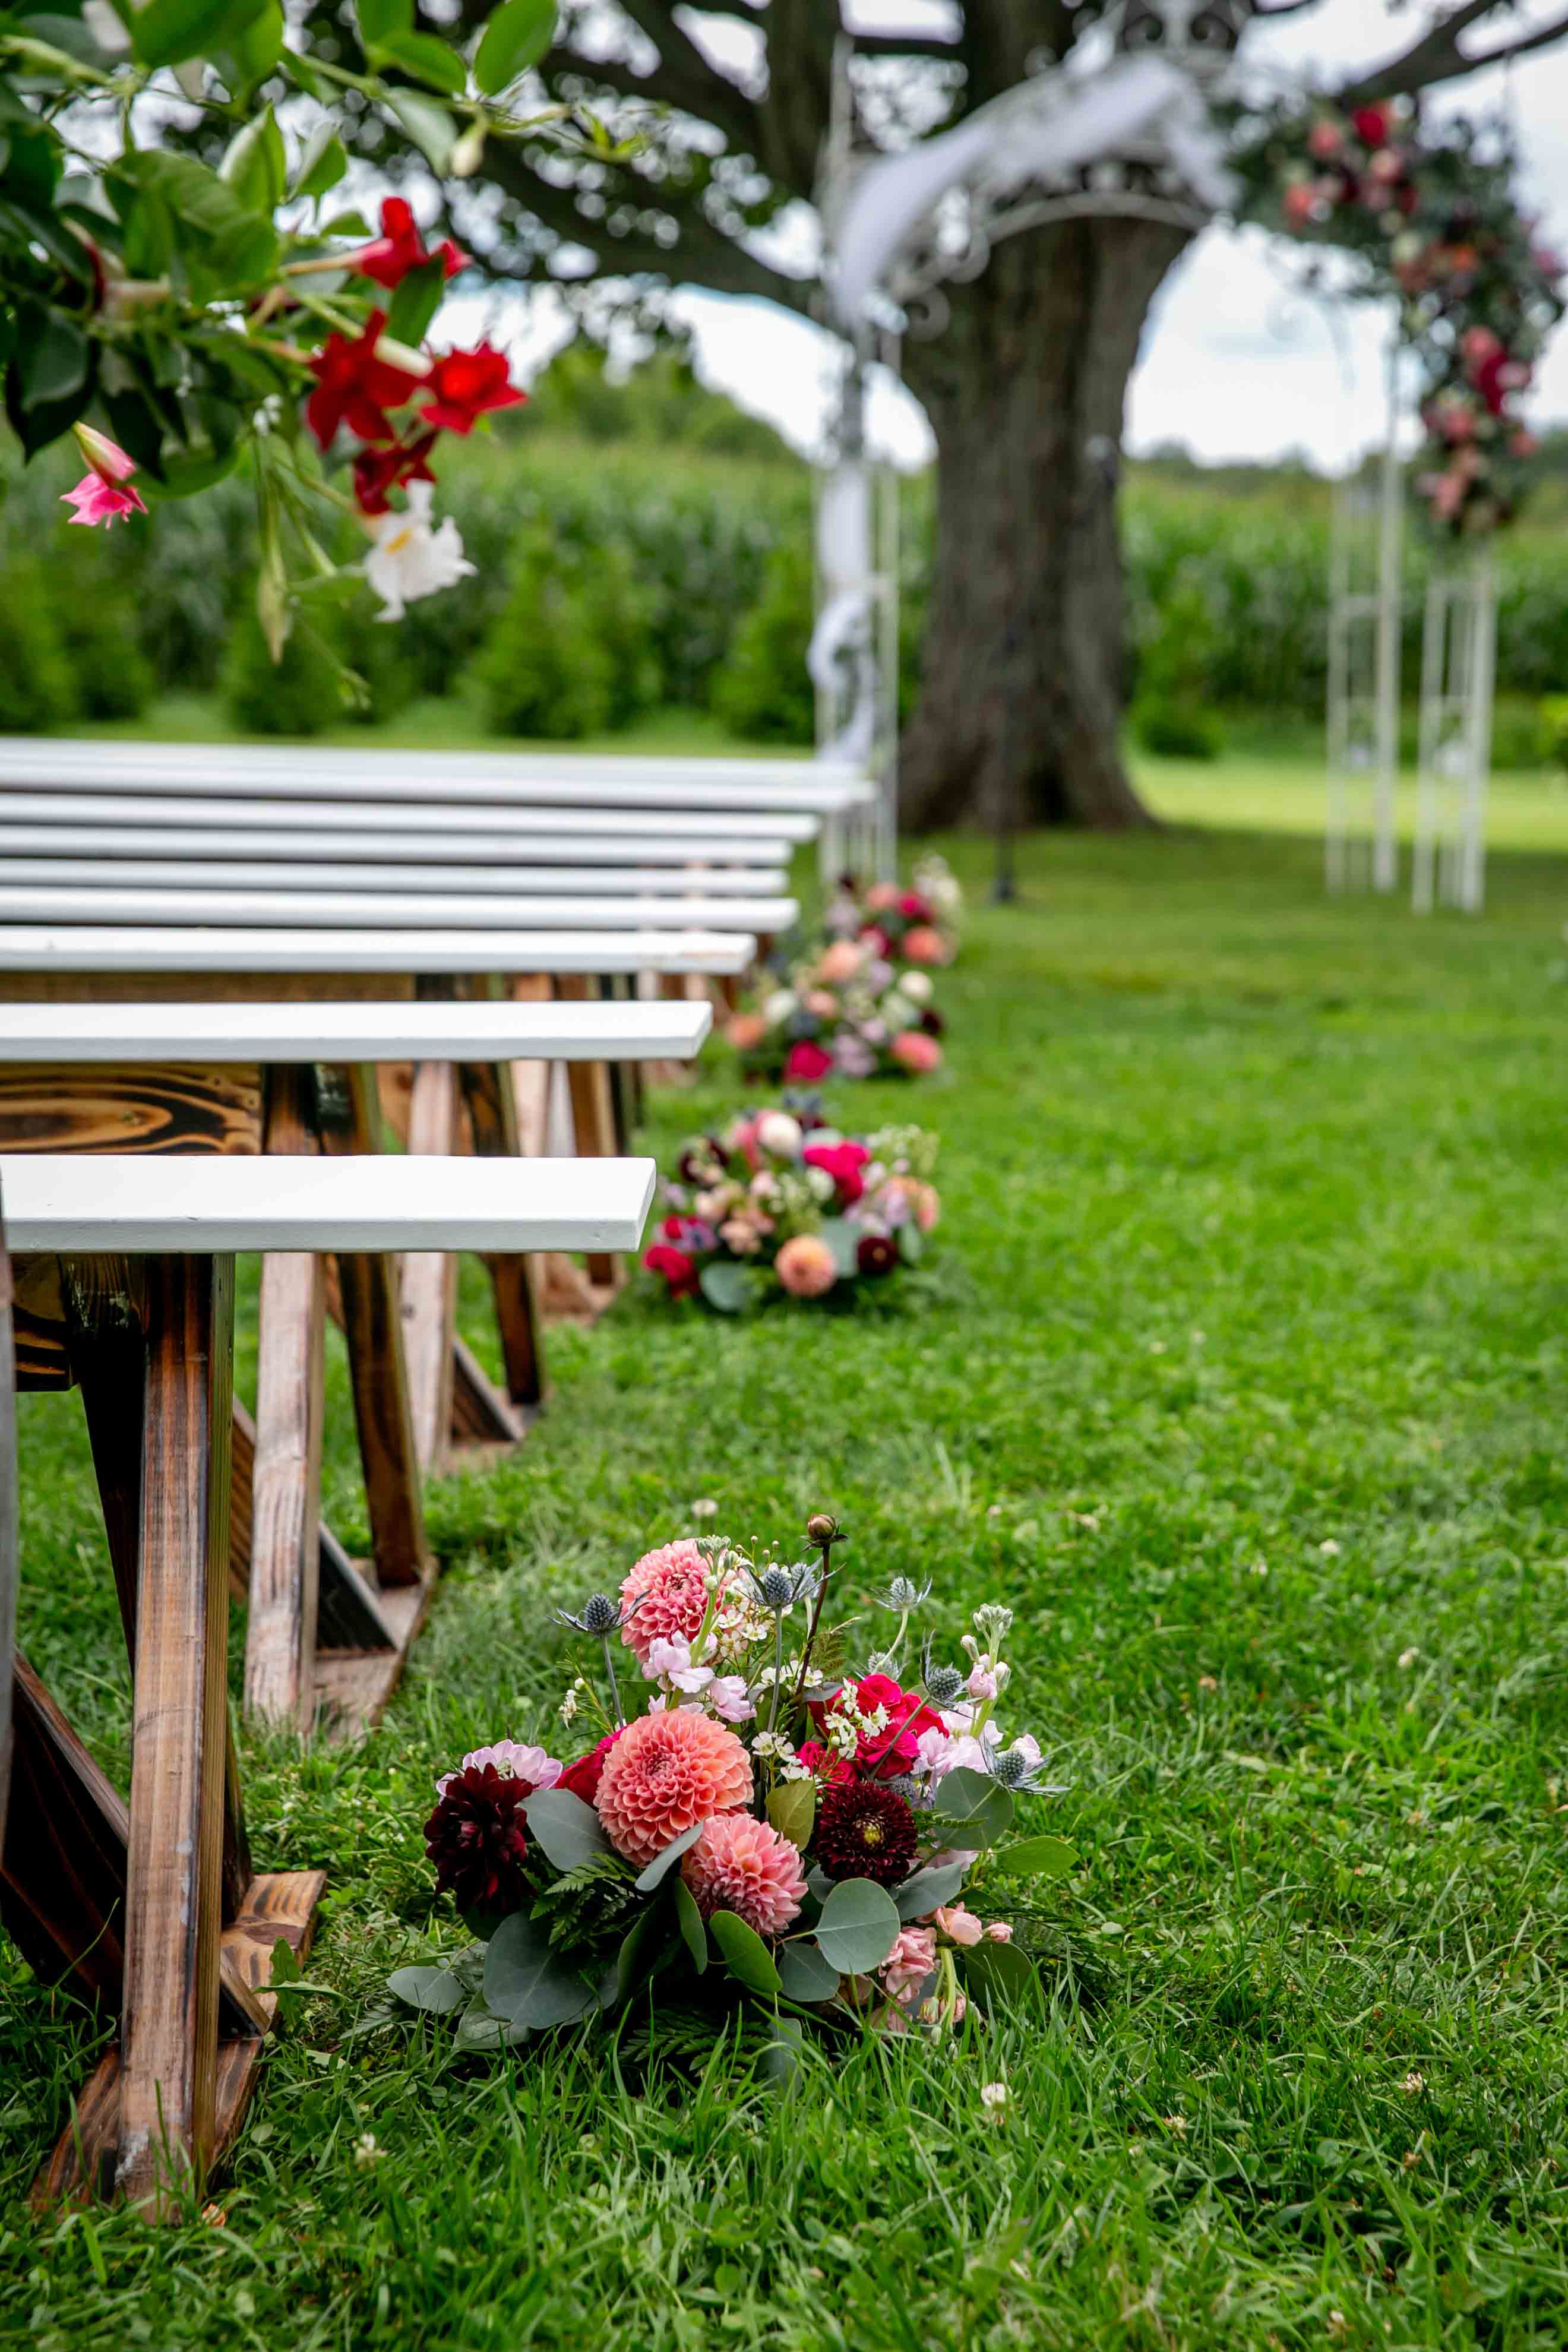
[{"x1": 2, "y1": 1254, "x2": 327, "y2": 2214}]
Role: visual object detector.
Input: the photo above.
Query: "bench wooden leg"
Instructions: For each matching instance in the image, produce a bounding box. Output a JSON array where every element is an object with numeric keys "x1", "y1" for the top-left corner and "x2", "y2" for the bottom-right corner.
[
  {"x1": 116, "y1": 1251, "x2": 235, "y2": 2212},
  {"x1": 456, "y1": 1056, "x2": 546, "y2": 1412},
  {"x1": 555, "y1": 975, "x2": 621, "y2": 1293},
  {"x1": 402, "y1": 1059, "x2": 460, "y2": 1471},
  {"x1": 246, "y1": 1250, "x2": 325, "y2": 1729}
]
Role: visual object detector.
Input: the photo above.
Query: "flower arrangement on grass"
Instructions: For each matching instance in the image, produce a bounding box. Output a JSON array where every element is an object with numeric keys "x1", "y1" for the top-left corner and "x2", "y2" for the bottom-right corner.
[
  {"x1": 643, "y1": 1103, "x2": 940, "y2": 1313},
  {"x1": 824, "y1": 855, "x2": 964, "y2": 970},
  {"x1": 724, "y1": 945, "x2": 946, "y2": 1085},
  {"x1": 387, "y1": 1515, "x2": 1073, "y2": 2050}
]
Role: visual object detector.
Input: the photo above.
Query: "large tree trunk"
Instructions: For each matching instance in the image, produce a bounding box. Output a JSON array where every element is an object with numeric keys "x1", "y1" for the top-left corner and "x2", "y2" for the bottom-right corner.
[{"x1": 900, "y1": 215, "x2": 1191, "y2": 832}]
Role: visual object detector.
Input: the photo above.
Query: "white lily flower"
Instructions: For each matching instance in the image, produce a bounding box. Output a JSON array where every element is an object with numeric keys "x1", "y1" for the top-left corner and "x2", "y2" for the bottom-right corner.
[{"x1": 363, "y1": 481, "x2": 475, "y2": 622}]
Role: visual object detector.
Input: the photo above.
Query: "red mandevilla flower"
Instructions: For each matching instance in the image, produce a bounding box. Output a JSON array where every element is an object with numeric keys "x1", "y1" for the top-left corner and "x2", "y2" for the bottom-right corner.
[
  {"x1": 355, "y1": 197, "x2": 469, "y2": 291},
  {"x1": 421, "y1": 343, "x2": 528, "y2": 435},
  {"x1": 352, "y1": 430, "x2": 438, "y2": 517},
  {"x1": 306, "y1": 311, "x2": 425, "y2": 449}
]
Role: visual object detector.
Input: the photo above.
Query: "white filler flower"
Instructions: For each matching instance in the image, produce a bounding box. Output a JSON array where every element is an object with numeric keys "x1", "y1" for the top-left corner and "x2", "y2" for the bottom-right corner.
[{"x1": 363, "y1": 482, "x2": 475, "y2": 621}]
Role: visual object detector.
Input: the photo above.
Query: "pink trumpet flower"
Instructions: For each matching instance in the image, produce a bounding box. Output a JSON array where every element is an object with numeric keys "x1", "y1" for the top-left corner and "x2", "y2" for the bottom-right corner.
[{"x1": 61, "y1": 425, "x2": 147, "y2": 529}]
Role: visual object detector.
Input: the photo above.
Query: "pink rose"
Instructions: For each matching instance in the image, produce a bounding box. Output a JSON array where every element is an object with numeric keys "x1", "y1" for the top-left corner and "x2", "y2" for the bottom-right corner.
[
  {"x1": 816, "y1": 939, "x2": 865, "y2": 985},
  {"x1": 725, "y1": 1013, "x2": 766, "y2": 1052},
  {"x1": 932, "y1": 1904, "x2": 984, "y2": 1948},
  {"x1": 891, "y1": 1031, "x2": 942, "y2": 1076},
  {"x1": 880, "y1": 1925, "x2": 937, "y2": 2003},
  {"x1": 901, "y1": 925, "x2": 949, "y2": 966},
  {"x1": 983, "y1": 1921, "x2": 1013, "y2": 1943}
]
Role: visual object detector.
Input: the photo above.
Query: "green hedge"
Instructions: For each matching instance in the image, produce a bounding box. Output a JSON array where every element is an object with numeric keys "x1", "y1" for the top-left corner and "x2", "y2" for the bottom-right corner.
[{"x1": 5, "y1": 409, "x2": 1568, "y2": 740}]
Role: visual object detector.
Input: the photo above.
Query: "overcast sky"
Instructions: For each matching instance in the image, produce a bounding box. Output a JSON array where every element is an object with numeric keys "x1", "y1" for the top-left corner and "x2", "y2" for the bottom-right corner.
[{"x1": 457, "y1": 1, "x2": 1568, "y2": 473}]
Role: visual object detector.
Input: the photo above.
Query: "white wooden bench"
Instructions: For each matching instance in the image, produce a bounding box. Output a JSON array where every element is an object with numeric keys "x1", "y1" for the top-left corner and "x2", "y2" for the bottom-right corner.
[
  {"x1": 0, "y1": 922, "x2": 753, "y2": 976},
  {"x1": 0, "y1": 787, "x2": 818, "y2": 848},
  {"x1": 0, "y1": 882, "x2": 796, "y2": 931},
  {"x1": 0, "y1": 1001, "x2": 707, "y2": 1737},
  {"x1": 1, "y1": 1148, "x2": 652, "y2": 2216},
  {"x1": 0, "y1": 820, "x2": 801, "y2": 868},
  {"x1": 0, "y1": 856, "x2": 789, "y2": 899}
]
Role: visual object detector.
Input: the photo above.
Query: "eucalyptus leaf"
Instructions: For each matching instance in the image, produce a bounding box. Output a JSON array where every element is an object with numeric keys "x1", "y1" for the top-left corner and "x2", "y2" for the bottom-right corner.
[
  {"x1": 614, "y1": 1901, "x2": 672, "y2": 2005},
  {"x1": 709, "y1": 1909, "x2": 783, "y2": 1996},
  {"x1": 386, "y1": 1963, "x2": 466, "y2": 2015},
  {"x1": 455, "y1": 1994, "x2": 530, "y2": 2050},
  {"x1": 522, "y1": 1785, "x2": 610, "y2": 1872},
  {"x1": 698, "y1": 1259, "x2": 755, "y2": 1316},
  {"x1": 673, "y1": 1876, "x2": 708, "y2": 1974},
  {"x1": 766, "y1": 1779, "x2": 815, "y2": 1851},
  {"x1": 892, "y1": 1858, "x2": 969, "y2": 1921},
  {"x1": 955, "y1": 1937, "x2": 1037, "y2": 2007},
  {"x1": 993, "y1": 1834, "x2": 1076, "y2": 1881},
  {"x1": 482, "y1": 1910, "x2": 596, "y2": 2029},
  {"x1": 817, "y1": 1218, "x2": 863, "y2": 1279},
  {"x1": 896, "y1": 1221, "x2": 925, "y2": 1266},
  {"x1": 813, "y1": 1878, "x2": 902, "y2": 1975},
  {"x1": 758, "y1": 2012, "x2": 804, "y2": 2087},
  {"x1": 776, "y1": 1937, "x2": 840, "y2": 2003},
  {"x1": 634, "y1": 1822, "x2": 703, "y2": 1893},
  {"x1": 928, "y1": 1766, "x2": 1014, "y2": 1847},
  {"x1": 474, "y1": 0, "x2": 554, "y2": 96}
]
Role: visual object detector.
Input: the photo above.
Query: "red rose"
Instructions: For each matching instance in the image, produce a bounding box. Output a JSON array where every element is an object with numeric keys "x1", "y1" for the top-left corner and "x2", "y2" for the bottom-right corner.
[
  {"x1": 557, "y1": 1728, "x2": 623, "y2": 1804},
  {"x1": 804, "y1": 1139, "x2": 872, "y2": 1206},
  {"x1": 1352, "y1": 105, "x2": 1391, "y2": 148},
  {"x1": 643, "y1": 1243, "x2": 698, "y2": 1298},
  {"x1": 796, "y1": 1738, "x2": 854, "y2": 1787},
  {"x1": 785, "y1": 1041, "x2": 834, "y2": 1083},
  {"x1": 810, "y1": 1677, "x2": 945, "y2": 1780},
  {"x1": 898, "y1": 892, "x2": 932, "y2": 921}
]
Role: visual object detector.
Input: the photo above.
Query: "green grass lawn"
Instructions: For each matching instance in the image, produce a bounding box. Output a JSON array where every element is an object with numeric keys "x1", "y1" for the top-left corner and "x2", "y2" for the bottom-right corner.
[{"x1": 5, "y1": 821, "x2": 1568, "y2": 2348}]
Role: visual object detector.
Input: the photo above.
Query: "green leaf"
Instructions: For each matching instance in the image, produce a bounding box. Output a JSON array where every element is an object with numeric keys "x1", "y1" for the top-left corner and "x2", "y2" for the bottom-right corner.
[
  {"x1": 11, "y1": 304, "x2": 90, "y2": 411},
  {"x1": 473, "y1": 0, "x2": 555, "y2": 96},
  {"x1": 217, "y1": 0, "x2": 283, "y2": 93},
  {"x1": 892, "y1": 1858, "x2": 969, "y2": 1921},
  {"x1": 993, "y1": 1835, "x2": 1076, "y2": 1881},
  {"x1": 954, "y1": 1938, "x2": 1037, "y2": 2008},
  {"x1": 633, "y1": 1823, "x2": 703, "y2": 1894},
  {"x1": 293, "y1": 125, "x2": 347, "y2": 202},
  {"x1": 318, "y1": 210, "x2": 373, "y2": 239},
  {"x1": 144, "y1": 442, "x2": 244, "y2": 500},
  {"x1": 698, "y1": 1260, "x2": 754, "y2": 1316},
  {"x1": 776, "y1": 1937, "x2": 839, "y2": 2003},
  {"x1": 896, "y1": 1220, "x2": 924, "y2": 1266},
  {"x1": 268, "y1": 1935, "x2": 301, "y2": 1987},
  {"x1": 131, "y1": 0, "x2": 270, "y2": 71},
  {"x1": 454, "y1": 1993, "x2": 530, "y2": 2050},
  {"x1": 812, "y1": 1878, "x2": 901, "y2": 1975},
  {"x1": 385, "y1": 252, "x2": 447, "y2": 349},
  {"x1": 482, "y1": 1910, "x2": 596, "y2": 2029},
  {"x1": 614, "y1": 1901, "x2": 672, "y2": 2005},
  {"x1": 709, "y1": 1910, "x2": 782, "y2": 1997},
  {"x1": 758, "y1": 2012, "x2": 804, "y2": 2087},
  {"x1": 387, "y1": 1963, "x2": 466, "y2": 2014},
  {"x1": 221, "y1": 105, "x2": 286, "y2": 216},
  {"x1": 356, "y1": 0, "x2": 411, "y2": 44},
  {"x1": 766, "y1": 1779, "x2": 815, "y2": 1851},
  {"x1": 521, "y1": 1786, "x2": 611, "y2": 1872},
  {"x1": 673, "y1": 1876, "x2": 708, "y2": 1974},
  {"x1": 372, "y1": 27, "x2": 467, "y2": 94},
  {"x1": 928, "y1": 1766, "x2": 1014, "y2": 1848},
  {"x1": 389, "y1": 89, "x2": 457, "y2": 176},
  {"x1": 817, "y1": 1218, "x2": 862, "y2": 1279}
]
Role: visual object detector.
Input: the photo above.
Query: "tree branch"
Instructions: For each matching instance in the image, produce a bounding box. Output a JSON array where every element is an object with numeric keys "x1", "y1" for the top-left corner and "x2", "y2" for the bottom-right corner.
[
  {"x1": 1335, "y1": 1, "x2": 1568, "y2": 103},
  {"x1": 571, "y1": 0, "x2": 761, "y2": 152}
]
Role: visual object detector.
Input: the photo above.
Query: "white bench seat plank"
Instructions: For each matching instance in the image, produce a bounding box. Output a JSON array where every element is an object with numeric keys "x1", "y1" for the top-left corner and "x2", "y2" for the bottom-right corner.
[
  {"x1": 0, "y1": 747, "x2": 871, "y2": 817},
  {"x1": 0, "y1": 885, "x2": 794, "y2": 932},
  {"x1": 0, "y1": 998, "x2": 712, "y2": 1064},
  {"x1": 0, "y1": 857, "x2": 787, "y2": 899},
  {"x1": 0, "y1": 924, "x2": 753, "y2": 975},
  {"x1": 0, "y1": 823, "x2": 798, "y2": 868},
  {"x1": 1, "y1": 1152, "x2": 656, "y2": 1256},
  {"x1": 0, "y1": 791, "x2": 817, "y2": 846}
]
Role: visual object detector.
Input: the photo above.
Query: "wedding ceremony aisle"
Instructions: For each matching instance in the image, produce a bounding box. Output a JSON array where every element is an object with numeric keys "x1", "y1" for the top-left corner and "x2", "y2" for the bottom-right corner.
[{"x1": 5, "y1": 817, "x2": 1566, "y2": 2348}]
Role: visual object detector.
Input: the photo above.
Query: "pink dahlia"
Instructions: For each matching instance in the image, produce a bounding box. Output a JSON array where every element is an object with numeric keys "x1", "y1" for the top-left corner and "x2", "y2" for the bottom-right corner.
[
  {"x1": 681, "y1": 1812, "x2": 807, "y2": 1936},
  {"x1": 595, "y1": 1706, "x2": 753, "y2": 1867},
  {"x1": 775, "y1": 1234, "x2": 837, "y2": 1298},
  {"x1": 619, "y1": 1538, "x2": 711, "y2": 1668},
  {"x1": 891, "y1": 1030, "x2": 942, "y2": 1076}
]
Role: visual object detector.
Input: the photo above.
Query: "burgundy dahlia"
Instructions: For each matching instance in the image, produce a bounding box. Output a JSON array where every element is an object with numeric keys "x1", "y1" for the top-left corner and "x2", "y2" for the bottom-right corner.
[
  {"x1": 815, "y1": 1779, "x2": 919, "y2": 1889},
  {"x1": 423, "y1": 1762, "x2": 533, "y2": 1913},
  {"x1": 857, "y1": 1233, "x2": 899, "y2": 1279}
]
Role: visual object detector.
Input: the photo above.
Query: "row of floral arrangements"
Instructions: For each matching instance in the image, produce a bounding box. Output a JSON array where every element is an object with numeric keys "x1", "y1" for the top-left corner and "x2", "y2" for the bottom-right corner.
[
  {"x1": 390, "y1": 1517, "x2": 1071, "y2": 2049},
  {"x1": 1244, "y1": 99, "x2": 1564, "y2": 538},
  {"x1": 722, "y1": 858, "x2": 963, "y2": 1087},
  {"x1": 643, "y1": 1100, "x2": 940, "y2": 1313}
]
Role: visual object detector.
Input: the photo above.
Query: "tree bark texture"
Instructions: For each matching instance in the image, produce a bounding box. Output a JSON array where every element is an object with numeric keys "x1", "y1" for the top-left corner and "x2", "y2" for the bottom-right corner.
[{"x1": 900, "y1": 216, "x2": 1192, "y2": 832}]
